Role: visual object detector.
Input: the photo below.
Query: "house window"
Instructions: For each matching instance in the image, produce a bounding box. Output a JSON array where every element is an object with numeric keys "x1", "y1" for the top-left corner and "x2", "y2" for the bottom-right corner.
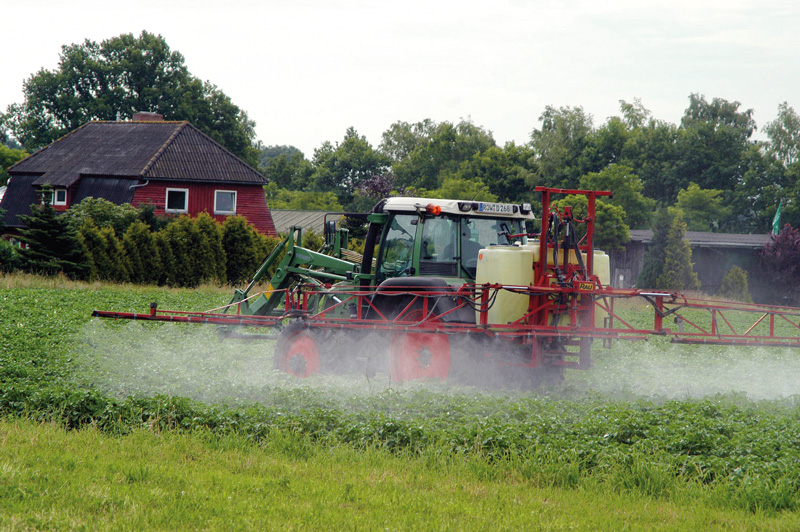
[
  {"x1": 165, "y1": 188, "x2": 189, "y2": 213},
  {"x1": 214, "y1": 190, "x2": 237, "y2": 215},
  {"x1": 53, "y1": 188, "x2": 67, "y2": 206}
]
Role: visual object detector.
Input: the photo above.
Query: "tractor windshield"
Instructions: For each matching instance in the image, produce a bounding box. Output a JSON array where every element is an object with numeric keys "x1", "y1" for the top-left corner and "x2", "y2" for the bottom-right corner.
[{"x1": 419, "y1": 215, "x2": 525, "y2": 279}]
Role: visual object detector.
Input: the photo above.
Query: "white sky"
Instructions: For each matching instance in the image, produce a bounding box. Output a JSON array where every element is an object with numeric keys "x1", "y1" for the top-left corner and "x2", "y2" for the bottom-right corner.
[{"x1": 3, "y1": 0, "x2": 799, "y2": 156}]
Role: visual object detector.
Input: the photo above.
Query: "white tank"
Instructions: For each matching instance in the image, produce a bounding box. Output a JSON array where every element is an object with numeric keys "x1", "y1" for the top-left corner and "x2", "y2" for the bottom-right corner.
[
  {"x1": 475, "y1": 246, "x2": 534, "y2": 325},
  {"x1": 475, "y1": 243, "x2": 612, "y2": 326}
]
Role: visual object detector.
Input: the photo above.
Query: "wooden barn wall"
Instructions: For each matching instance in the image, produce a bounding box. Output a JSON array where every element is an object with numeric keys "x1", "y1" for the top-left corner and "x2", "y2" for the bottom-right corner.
[
  {"x1": 131, "y1": 182, "x2": 276, "y2": 236},
  {"x1": 607, "y1": 241, "x2": 646, "y2": 288},
  {"x1": 610, "y1": 241, "x2": 776, "y2": 303}
]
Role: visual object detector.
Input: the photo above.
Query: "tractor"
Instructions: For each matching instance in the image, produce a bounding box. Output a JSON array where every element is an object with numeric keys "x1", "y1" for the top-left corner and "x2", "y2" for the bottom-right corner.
[{"x1": 94, "y1": 187, "x2": 800, "y2": 388}]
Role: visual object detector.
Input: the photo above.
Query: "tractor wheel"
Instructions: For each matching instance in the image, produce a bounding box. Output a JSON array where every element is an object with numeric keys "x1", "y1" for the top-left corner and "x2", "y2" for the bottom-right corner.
[
  {"x1": 389, "y1": 310, "x2": 450, "y2": 381},
  {"x1": 390, "y1": 332, "x2": 450, "y2": 381},
  {"x1": 273, "y1": 321, "x2": 321, "y2": 378}
]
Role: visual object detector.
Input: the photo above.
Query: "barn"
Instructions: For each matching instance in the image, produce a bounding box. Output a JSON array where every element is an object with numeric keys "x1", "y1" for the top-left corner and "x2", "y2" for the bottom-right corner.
[{"x1": 0, "y1": 113, "x2": 276, "y2": 236}]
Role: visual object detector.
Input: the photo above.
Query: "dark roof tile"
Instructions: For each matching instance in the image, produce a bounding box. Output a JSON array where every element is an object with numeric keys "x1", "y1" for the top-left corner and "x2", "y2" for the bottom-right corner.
[{"x1": 9, "y1": 121, "x2": 266, "y2": 186}]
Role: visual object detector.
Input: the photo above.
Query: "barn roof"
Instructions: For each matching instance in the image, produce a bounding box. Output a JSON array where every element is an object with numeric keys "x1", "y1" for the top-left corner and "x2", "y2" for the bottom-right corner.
[
  {"x1": 270, "y1": 209, "x2": 334, "y2": 235},
  {"x1": 8, "y1": 121, "x2": 266, "y2": 186},
  {"x1": 629, "y1": 229, "x2": 770, "y2": 249}
]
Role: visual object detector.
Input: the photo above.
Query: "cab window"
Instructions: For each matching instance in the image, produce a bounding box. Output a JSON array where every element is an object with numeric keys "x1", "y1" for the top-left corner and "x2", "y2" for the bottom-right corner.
[
  {"x1": 460, "y1": 218, "x2": 523, "y2": 277},
  {"x1": 419, "y1": 216, "x2": 458, "y2": 276},
  {"x1": 377, "y1": 214, "x2": 416, "y2": 280}
]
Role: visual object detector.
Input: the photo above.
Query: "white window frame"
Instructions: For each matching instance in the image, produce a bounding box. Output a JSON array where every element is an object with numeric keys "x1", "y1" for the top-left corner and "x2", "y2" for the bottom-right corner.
[
  {"x1": 53, "y1": 188, "x2": 67, "y2": 206},
  {"x1": 214, "y1": 190, "x2": 237, "y2": 215},
  {"x1": 165, "y1": 188, "x2": 189, "y2": 213}
]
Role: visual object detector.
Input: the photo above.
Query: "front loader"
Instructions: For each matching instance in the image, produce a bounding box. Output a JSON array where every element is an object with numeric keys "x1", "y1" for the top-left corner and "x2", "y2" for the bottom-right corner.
[{"x1": 94, "y1": 187, "x2": 800, "y2": 388}]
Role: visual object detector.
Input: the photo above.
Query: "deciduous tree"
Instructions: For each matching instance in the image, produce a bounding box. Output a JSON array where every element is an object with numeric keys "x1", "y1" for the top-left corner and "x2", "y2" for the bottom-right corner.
[
  {"x1": 675, "y1": 183, "x2": 731, "y2": 232},
  {"x1": 311, "y1": 127, "x2": 390, "y2": 201},
  {"x1": 383, "y1": 119, "x2": 495, "y2": 190},
  {"x1": 2, "y1": 31, "x2": 258, "y2": 166},
  {"x1": 579, "y1": 164, "x2": 655, "y2": 229}
]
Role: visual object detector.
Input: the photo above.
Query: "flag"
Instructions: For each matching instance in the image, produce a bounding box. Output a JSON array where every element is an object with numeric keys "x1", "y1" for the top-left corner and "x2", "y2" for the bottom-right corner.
[{"x1": 772, "y1": 200, "x2": 783, "y2": 235}]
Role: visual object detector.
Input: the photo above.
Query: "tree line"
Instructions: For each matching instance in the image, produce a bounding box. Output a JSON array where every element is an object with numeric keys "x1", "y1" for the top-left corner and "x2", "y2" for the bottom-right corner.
[{"x1": 261, "y1": 98, "x2": 800, "y2": 237}]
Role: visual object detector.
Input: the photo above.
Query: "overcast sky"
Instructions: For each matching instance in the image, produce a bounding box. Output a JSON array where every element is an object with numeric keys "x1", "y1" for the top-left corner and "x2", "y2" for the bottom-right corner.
[{"x1": 3, "y1": 0, "x2": 799, "y2": 156}]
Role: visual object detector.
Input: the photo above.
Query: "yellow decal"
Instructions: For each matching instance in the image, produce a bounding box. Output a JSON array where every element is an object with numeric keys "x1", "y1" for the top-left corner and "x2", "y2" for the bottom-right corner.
[{"x1": 577, "y1": 282, "x2": 595, "y2": 292}]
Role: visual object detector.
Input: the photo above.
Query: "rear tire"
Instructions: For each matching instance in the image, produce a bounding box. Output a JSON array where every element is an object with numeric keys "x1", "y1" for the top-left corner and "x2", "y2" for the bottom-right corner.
[
  {"x1": 389, "y1": 310, "x2": 450, "y2": 381},
  {"x1": 274, "y1": 321, "x2": 321, "y2": 378}
]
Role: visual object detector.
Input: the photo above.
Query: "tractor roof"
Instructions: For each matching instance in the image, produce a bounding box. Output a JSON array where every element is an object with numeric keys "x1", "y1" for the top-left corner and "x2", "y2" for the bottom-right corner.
[{"x1": 382, "y1": 197, "x2": 536, "y2": 220}]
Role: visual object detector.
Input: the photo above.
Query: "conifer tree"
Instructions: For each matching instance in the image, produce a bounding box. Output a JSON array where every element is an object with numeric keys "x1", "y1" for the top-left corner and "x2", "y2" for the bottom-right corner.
[
  {"x1": 195, "y1": 213, "x2": 227, "y2": 284},
  {"x1": 122, "y1": 221, "x2": 161, "y2": 284},
  {"x1": 637, "y1": 209, "x2": 670, "y2": 288},
  {"x1": 154, "y1": 231, "x2": 176, "y2": 286},
  {"x1": 717, "y1": 266, "x2": 752, "y2": 303},
  {"x1": 17, "y1": 190, "x2": 90, "y2": 279},
  {"x1": 656, "y1": 208, "x2": 701, "y2": 291},
  {"x1": 638, "y1": 207, "x2": 700, "y2": 291},
  {"x1": 222, "y1": 216, "x2": 259, "y2": 286}
]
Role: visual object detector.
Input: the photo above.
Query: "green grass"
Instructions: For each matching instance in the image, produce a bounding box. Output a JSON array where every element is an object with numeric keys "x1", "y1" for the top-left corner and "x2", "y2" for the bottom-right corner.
[
  {"x1": 2, "y1": 417, "x2": 798, "y2": 531},
  {"x1": 4, "y1": 273, "x2": 800, "y2": 529}
]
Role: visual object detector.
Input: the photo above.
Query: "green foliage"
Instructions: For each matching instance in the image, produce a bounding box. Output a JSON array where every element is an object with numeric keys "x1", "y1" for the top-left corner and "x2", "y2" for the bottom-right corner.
[
  {"x1": 383, "y1": 119, "x2": 496, "y2": 190},
  {"x1": 78, "y1": 221, "x2": 131, "y2": 282},
  {"x1": 63, "y1": 197, "x2": 139, "y2": 237},
  {"x1": 676, "y1": 183, "x2": 732, "y2": 232},
  {"x1": 638, "y1": 208, "x2": 700, "y2": 291},
  {"x1": 265, "y1": 184, "x2": 343, "y2": 211},
  {"x1": 0, "y1": 238, "x2": 18, "y2": 273},
  {"x1": 161, "y1": 215, "x2": 225, "y2": 287},
  {"x1": 675, "y1": 94, "x2": 755, "y2": 194},
  {"x1": 553, "y1": 195, "x2": 630, "y2": 252},
  {"x1": 221, "y1": 216, "x2": 260, "y2": 286},
  {"x1": 311, "y1": 127, "x2": 390, "y2": 200},
  {"x1": 195, "y1": 213, "x2": 227, "y2": 285},
  {"x1": 716, "y1": 266, "x2": 753, "y2": 303},
  {"x1": 136, "y1": 202, "x2": 172, "y2": 232},
  {"x1": 620, "y1": 118, "x2": 681, "y2": 203},
  {"x1": 408, "y1": 176, "x2": 498, "y2": 202},
  {"x1": 765, "y1": 102, "x2": 800, "y2": 166},
  {"x1": 656, "y1": 208, "x2": 701, "y2": 291},
  {"x1": 122, "y1": 221, "x2": 161, "y2": 284},
  {"x1": 453, "y1": 143, "x2": 535, "y2": 203},
  {"x1": 17, "y1": 192, "x2": 91, "y2": 280},
  {"x1": 529, "y1": 105, "x2": 595, "y2": 189},
  {"x1": 153, "y1": 231, "x2": 177, "y2": 286},
  {"x1": 259, "y1": 146, "x2": 314, "y2": 190},
  {"x1": 579, "y1": 164, "x2": 655, "y2": 229},
  {"x1": 0, "y1": 144, "x2": 27, "y2": 186},
  {"x1": 2, "y1": 31, "x2": 258, "y2": 165}
]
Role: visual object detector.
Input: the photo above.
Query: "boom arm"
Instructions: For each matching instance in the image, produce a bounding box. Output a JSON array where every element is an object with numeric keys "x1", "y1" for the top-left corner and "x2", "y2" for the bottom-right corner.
[{"x1": 228, "y1": 226, "x2": 359, "y2": 317}]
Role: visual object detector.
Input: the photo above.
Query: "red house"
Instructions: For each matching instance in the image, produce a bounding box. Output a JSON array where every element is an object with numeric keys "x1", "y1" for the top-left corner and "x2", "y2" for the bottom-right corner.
[{"x1": 1, "y1": 114, "x2": 276, "y2": 236}]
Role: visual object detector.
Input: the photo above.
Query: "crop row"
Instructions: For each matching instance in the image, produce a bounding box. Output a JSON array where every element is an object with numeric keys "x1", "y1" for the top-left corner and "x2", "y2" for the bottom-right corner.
[{"x1": 3, "y1": 277, "x2": 800, "y2": 513}]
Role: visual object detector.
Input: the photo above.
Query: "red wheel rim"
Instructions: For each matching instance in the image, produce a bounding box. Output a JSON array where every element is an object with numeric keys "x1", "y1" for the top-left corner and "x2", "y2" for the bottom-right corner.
[
  {"x1": 390, "y1": 332, "x2": 450, "y2": 381},
  {"x1": 280, "y1": 334, "x2": 321, "y2": 378}
]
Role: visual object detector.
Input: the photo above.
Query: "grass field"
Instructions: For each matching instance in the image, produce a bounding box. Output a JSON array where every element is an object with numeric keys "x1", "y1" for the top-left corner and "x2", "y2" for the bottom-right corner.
[{"x1": 3, "y1": 273, "x2": 800, "y2": 530}]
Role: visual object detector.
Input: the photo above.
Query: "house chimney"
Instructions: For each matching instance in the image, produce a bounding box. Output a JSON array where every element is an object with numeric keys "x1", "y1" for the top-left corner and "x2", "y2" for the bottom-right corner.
[{"x1": 133, "y1": 112, "x2": 164, "y2": 122}]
